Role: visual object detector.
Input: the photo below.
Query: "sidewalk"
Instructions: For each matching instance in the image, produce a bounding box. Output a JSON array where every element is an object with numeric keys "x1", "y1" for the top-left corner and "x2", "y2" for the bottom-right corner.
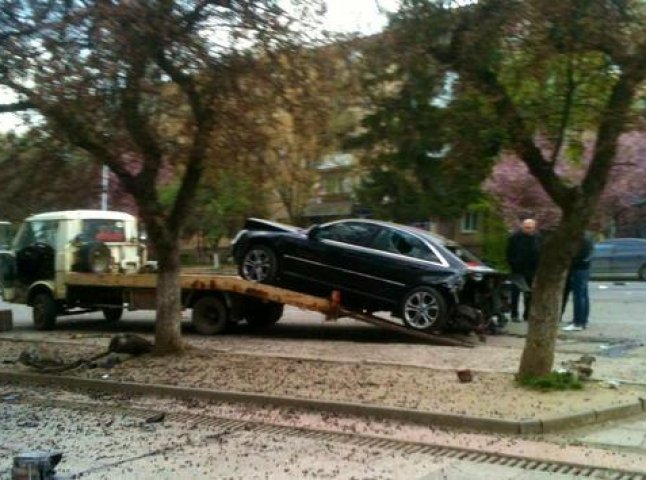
[{"x1": 1, "y1": 310, "x2": 646, "y2": 436}]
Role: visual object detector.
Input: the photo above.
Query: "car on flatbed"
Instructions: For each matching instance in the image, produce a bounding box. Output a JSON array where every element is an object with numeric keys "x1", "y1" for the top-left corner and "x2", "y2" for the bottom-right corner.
[{"x1": 232, "y1": 218, "x2": 511, "y2": 334}]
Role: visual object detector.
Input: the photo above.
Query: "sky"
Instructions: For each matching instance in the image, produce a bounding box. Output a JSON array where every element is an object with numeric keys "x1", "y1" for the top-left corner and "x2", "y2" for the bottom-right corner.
[
  {"x1": 323, "y1": 0, "x2": 399, "y2": 34},
  {"x1": 0, "y1": 0, "x2": 399, "y2": 133}
]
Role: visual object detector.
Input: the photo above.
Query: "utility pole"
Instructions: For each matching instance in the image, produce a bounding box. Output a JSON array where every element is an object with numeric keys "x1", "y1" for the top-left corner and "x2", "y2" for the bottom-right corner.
[{"x1": 101, "y1": 164, "x2": 109, "y2": 210}]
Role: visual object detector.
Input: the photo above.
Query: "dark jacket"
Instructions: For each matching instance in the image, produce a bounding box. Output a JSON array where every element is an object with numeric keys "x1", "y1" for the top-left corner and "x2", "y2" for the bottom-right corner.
[
  {"x1": 570, "y1": 235, "x2": 594, "y2": 270},
  {"x1": 506, "y1": 230, "x2": 541, "y2": 274}
]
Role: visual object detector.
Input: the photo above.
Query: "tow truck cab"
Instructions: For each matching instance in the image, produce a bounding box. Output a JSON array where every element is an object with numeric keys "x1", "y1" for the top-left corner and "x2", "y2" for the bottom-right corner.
[{"x1": 0, "y1": 210, "x2": 144, "y2": 308}]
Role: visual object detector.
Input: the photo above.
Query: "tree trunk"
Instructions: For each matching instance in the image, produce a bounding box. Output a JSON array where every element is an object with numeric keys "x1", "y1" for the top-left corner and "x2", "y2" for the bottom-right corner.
[
  {"x1": 153, "y1": 244, "x2": 184, "y2": 354},
  {"x1": 517, "y1": 210, "x2": 589, "y2": 377},
  {"x1": 517, "y1": 255, "x2": 568, "y2": 377}
]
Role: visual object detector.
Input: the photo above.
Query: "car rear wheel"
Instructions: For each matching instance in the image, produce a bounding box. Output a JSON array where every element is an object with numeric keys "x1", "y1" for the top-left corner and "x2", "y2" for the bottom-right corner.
[
  {"x1": 239, "y1": 245, "x2": 278, "y2": 283},
  {"x1": 400, "y1": 286, "x2": 447, "y2": 332},
  {"x1": 192, "y1": 296, "x2": 229, "y2": 335}
]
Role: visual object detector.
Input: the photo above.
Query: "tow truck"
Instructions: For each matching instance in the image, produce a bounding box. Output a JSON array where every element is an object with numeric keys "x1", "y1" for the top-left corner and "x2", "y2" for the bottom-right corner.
[{"x1": 0, "y1": 210, "x2": 477, "y2": 347}]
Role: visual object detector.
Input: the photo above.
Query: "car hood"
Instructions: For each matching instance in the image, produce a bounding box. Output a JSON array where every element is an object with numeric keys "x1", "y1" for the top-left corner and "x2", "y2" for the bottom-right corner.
[{"x1": 243, "y1": 218, "x2": 303, "y2": 233}]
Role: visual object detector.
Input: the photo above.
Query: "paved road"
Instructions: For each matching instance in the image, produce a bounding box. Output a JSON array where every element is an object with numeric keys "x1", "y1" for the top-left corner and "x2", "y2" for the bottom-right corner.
[{"x1": 3, "y1": 281, "x2": 645, "y2": 340}]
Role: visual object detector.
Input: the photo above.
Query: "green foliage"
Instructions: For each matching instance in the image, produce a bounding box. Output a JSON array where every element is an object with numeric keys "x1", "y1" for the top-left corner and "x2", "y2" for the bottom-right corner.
[
  {"x1": 160, "y1": 169, "x2": 266, "y2": 247},
  {"x1": 0, "y1": 130, "x2": 98, "y2": 221},
  {"x1": 517, "y1": 371, "x2": 583, "y2": 391},
  {"x1": 471, "y1": 198, "x2": 509, "y2": 270}
]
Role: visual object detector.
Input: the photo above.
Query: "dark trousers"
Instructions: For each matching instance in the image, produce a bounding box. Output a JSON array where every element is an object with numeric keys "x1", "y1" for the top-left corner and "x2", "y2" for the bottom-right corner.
[
  {"x1": 510, "y1": 271, "x2": 533, "y2": 320},
  {"x1": 562, "y1": 268, "x2": 590, "y2": 327}
]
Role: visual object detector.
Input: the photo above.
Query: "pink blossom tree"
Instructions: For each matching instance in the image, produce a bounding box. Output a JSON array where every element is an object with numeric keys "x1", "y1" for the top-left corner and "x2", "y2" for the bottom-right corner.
[{"x1": 485, "y1": 132, "x2": 646, "y2": 235}]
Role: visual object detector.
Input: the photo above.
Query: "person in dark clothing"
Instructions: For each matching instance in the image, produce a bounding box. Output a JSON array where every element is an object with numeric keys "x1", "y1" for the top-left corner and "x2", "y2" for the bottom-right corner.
[
  {"x1": 506, "y1": 218, "x2": 541, "y2": 322},
  {"x1": 562, "y1": 233, "x2": 594, "y2": 331}
]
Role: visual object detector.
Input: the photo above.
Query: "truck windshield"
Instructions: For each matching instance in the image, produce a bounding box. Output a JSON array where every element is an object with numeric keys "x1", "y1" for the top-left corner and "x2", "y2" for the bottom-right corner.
[{"x1": 14, "y1": 220, "x2": 60, "y2": 250}]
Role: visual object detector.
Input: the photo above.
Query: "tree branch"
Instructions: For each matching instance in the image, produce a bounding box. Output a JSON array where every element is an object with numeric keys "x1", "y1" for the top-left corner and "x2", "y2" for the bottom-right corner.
[
  {"x1": 583, "y1": 52, "x2": 646, "y2": 198},
  {"x1": 154, "y1": 48, "x2": 215, "y2": 234},
  {"x1": 550, "y1": 52, "x2": 577, "y2": 164},
  {"x1": 121, "y1": 57, "x2": 163, "y2": 183},
  {"x1": 0, "y1": 100, "x2": 33, "y2": 113}
]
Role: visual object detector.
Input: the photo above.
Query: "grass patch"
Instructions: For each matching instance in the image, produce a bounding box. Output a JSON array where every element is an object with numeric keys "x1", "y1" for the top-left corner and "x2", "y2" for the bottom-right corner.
[{"x1": 516, "y1": 371, "x2": 583, "y2": 391}]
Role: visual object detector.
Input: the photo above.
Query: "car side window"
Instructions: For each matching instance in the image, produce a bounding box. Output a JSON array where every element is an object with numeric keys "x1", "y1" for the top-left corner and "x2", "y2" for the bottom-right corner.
[
  {"x1": 594, "y1": 244, "x2": 614, "y2": 254},
  {"x1": 371, "y1": 229, "x2": 440, "y2": 262},
  {"x1": 317, "y1": 222, "x2": 379, "y2": 247},
  {"x1": 617, "y1": 243, "x2": 646, "y2": 253}
]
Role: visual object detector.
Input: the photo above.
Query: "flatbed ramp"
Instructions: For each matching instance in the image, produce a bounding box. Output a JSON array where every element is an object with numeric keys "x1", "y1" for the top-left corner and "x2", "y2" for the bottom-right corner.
[{"x1": 65, "y1": 273, "x2": 475, "y2": 347}]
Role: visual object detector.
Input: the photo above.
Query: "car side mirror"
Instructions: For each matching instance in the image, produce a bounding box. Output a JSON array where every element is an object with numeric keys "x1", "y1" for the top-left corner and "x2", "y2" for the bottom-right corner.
[{"x1": 308, "y1": 225, "x2": 320, "y2": 240}]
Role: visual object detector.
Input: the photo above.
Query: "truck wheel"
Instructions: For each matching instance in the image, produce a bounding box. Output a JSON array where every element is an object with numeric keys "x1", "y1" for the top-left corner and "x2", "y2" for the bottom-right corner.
[
  {"x1": 32, "y1": 292, "x2": 57, "y2": 331},
  {"x1": 239, "y1": 245, "x2": 278, "y2": 283},
  {"x1": 192, "y1": 296, "x2": 229, "y2": 335},
  {"x1": 102, "y1": 307, "x2": 123, "y2": 322},
  {"x1": 639, "y1": 264, "x2": 646, "y2": 281},
  {"x1": 400, "y1": 286, "x2": 447, "y2": 332},
  {"x1": 245, "y1": 301, "x2": 284, "y2": 329}
]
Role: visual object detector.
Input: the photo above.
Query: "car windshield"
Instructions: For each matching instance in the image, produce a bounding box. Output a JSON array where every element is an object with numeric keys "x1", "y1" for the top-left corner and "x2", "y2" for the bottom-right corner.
[
  {"x1": 411, "y1": 228, "x2": 484, "y2": 267},
  {"x1": 444, "y1": 244, "x2": 483, "y2": 266}
]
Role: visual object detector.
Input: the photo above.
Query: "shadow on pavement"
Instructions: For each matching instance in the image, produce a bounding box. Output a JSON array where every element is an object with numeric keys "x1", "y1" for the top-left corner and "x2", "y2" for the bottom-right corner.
[{"x1": 17, "y1": 316, "x2": 436, "y2": 345}]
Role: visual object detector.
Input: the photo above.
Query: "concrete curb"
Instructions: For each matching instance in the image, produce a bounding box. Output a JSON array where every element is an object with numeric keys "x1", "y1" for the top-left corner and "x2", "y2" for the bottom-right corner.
[{"x1": 1, "y1": 370, "x2": 644, "y2": 435}]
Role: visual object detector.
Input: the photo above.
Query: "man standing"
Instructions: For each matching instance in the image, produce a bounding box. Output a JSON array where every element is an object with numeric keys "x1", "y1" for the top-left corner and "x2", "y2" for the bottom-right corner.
[
  {"x1": 561, "y1": 233, "x2": 594, "y2": 331},
  {"x1": 506, "y1": 218, "x2": 541, "y2": 322}
]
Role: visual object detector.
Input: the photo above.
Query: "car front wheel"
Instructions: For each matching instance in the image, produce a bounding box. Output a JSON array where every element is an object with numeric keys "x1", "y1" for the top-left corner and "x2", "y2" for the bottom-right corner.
[
  {"x1": 239, "y1": 245, "x2": 278, "y2": 283},
  {"x1": 400, "y1": 286, "x2": 447, "y2": 332}
]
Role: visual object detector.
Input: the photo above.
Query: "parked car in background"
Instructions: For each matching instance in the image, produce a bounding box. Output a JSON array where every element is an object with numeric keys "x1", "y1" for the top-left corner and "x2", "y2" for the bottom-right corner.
[
  {"x1": 589, "y1": 238, "x2": 646, "y2": 280},
  {"x1": 232, "y1": 218, "x2": 512, "y2": 334}
]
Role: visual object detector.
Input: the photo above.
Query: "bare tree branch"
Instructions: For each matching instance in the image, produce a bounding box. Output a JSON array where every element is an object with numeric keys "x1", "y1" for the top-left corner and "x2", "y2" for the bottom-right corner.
[{"x1": 0, "y1": 100, "x2": 33, "y2": 113}]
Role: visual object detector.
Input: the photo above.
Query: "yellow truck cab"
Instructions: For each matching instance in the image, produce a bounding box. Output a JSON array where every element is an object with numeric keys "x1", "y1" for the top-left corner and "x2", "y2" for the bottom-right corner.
[{"x1": 0, "y1": 210, "x2": 145, "y2": 328}]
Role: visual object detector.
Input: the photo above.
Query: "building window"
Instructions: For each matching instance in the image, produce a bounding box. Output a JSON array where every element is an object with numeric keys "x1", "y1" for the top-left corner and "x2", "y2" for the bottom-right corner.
[{"x1": 461, "y1": 212, "x2": 480, "y2": 233}]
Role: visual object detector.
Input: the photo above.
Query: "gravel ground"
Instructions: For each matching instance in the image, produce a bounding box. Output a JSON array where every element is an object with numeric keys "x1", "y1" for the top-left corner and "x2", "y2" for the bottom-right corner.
[
  {"x1": 0, "y1": 401, "x2": 442, "y2": 480},
  {"x1": 1, "y1": 336, "x2": 644, "y2": 421},
  {"x1": 3, "y1": 384, "x2": 646, "y2": 478}
]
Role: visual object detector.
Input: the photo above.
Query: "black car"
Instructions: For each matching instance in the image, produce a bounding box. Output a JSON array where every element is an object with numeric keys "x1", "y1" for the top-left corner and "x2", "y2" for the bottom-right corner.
[{"x1": 232, "y1": 218, "x2": 510, "y2": 334}]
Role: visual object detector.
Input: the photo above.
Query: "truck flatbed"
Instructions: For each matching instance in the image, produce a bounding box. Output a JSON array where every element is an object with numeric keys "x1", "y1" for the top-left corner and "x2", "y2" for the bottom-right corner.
[{"x1": 65, "y1": 273, "x2": 475, "y2": 347}]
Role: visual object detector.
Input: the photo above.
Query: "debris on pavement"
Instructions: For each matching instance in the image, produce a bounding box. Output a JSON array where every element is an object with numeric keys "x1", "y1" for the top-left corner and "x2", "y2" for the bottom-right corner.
[
  {"x1": 560, "y1": 355, "x2": 595, "y2": 381},
  {"x1": 12, "y1": 450, "x2": 62, "y2": 480},
  {"x1": 16, "y1": 334, "x2": 152, "y2": 374},
  {"x1": 604, "y1": 380, "x2": 621, "y2": 389},
  {"x1": 145, "y1": 412, "x2": 166, "y2": 424},
  {"x1": 456, "y1": 369, "x2": 473, "y2": 383}
]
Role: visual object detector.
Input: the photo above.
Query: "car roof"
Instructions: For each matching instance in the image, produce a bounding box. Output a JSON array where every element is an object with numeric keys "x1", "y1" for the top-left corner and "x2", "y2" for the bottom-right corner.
[
  {"x1": 321, "y1": 218, "x2": 455, "y2": 246},
  {"x1": 598, "y1": 238, "x2": 646, "y2": 245}
]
